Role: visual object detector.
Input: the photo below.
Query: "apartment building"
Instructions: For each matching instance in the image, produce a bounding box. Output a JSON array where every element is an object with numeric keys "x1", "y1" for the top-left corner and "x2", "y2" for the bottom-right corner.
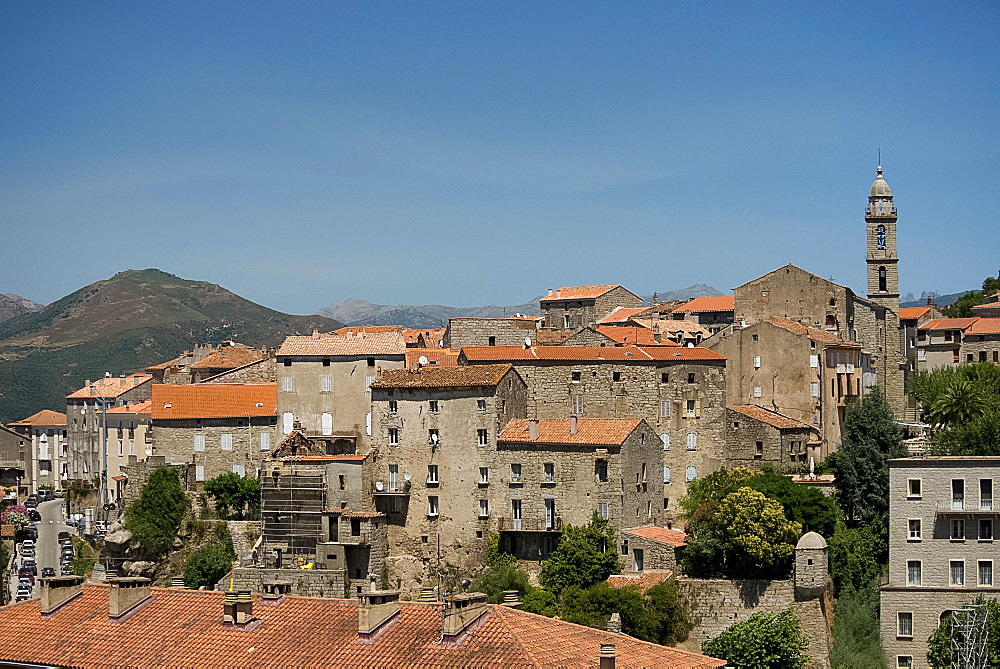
[
  {"x1": 881, "y1": 457, "x2": 1000, "y2": 668},
  {"x1": 0, "y1": 424, "x2": 26, "y2": 492},
  {"x1": 539, "y1": 284, "x2": 642, "y2": 329},
  {"x1": 8, "y1": 410, "x2": 67, "y2": 492}
]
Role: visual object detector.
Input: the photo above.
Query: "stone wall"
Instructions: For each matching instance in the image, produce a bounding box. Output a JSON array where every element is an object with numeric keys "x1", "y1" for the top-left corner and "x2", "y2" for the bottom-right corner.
[
  {"x1": 540, "y1": 286, "x2": 642, "y2": 329},
  {"x1": 443, "y1": 318, "x2": 537, "y2": 349},
  {"x1": 121, "y1": 456, "x2": 196, "y2": 509},
  {"x1": 561, "y1": 328, "x2": 615, "y2": 347},
  {"x1": 218, "y1": 566, "x2": 347, "y2": 598},
  {"x1": 724, "y1": 408, "x2": 813, "y2": 472},
  {"x1": 621, "y1": 529, "x2": 678, "y2": 572},
  {"x1": 152, "y1": 417, "x2": 277, "y2": 483},
  {"x1": 203, "y1": 357, "x2": 277, "y2": 384},
  {"x1": 961, "y1": 333, "x2": 1000, "y2": 364}
]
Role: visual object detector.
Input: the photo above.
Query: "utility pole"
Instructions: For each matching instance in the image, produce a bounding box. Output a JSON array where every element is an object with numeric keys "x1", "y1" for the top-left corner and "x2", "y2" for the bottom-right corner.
[{"x1": 90, "y1": 380, "x2": 111, "y2": 529}]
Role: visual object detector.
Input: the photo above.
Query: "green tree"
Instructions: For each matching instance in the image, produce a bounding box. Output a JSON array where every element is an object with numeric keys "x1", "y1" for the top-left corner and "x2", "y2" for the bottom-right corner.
[
  {"x1": 827, "y1": 523, "x2": 882, "y2": 596},
  {"x1": 645, "y1": 580, "x2": 692, "y2": 646},
  {"x1": 124, "y1": 467, "x2": 187, "y2": 555},
  {"x1": 829, "y1": 579, "x2": 886, "y2": 668},
  {"x1": 680, "y1": 467, "x2": 758, "y2": 577},
  {"x1": 926, "y1": 596, "x2": 1000, "y2": 668},
  {"x1": 702, "y1": 609, "x2": 809, "y2": 669},
  {"x1": 539, "y1": 513, "x2": 621, "y2": 595},
  {"x1": 203, "y1": 473, "x2": 260, "y2": 520},
  {"x1": 929, "y1": 378, "x2": 989, "y2": 427},
  {"x1": 184, "y1": 540, "x2": 236, "y2": 590},
  {"x1": 832, "y1": 389, "x2": 905, "y2": 537},
  {"x1": 943, "y1": 290, "x2": 983, "y2": 317},
  {"x1": 984, "y1": 275, "x2": 1000, "y2": 297},
  {"x1": 520, "y1": 588, "x2": 559, "y2": 617},
  {"x1": 746, "y1": 470, "x2": 839, "y2": 538},
  {"x1": 484, "y1": 531, "x2": 516, "y2": 570},
  {"x1": 716, "y1": 487, "x2": 801, "y2": 574},
  {"x1": 469, "y1": 563, "x2": 531, "y2": 604}
]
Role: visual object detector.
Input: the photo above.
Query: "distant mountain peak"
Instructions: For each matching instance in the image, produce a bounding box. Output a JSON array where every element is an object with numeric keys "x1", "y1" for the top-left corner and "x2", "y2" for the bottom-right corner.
[{"x1": 0, "y1": 293, "x2": 43, "y2": 324}]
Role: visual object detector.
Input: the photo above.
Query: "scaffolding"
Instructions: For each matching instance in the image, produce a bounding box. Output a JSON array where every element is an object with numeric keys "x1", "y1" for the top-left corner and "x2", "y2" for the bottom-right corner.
[
  {"x1": 950, "y1": 603, "x2": 989, "y2": 669},
  {"x1": 260, "y1": 462, "x2": 327, "y2": 565}
]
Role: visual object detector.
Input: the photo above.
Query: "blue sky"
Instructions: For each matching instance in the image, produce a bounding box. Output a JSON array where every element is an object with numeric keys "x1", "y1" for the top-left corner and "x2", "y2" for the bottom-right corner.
[{"x1": 2, "y1": 2, "x2": 998, "y2": 314}]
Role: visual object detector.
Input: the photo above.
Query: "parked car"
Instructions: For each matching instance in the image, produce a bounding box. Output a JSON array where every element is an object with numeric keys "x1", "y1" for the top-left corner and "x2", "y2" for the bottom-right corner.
[
  {"x1": 61, "y1": 565, "x2": 74, "y2": 576},
  {"x1": 58, "y1": 531, "x2": 70, "y2": 542},
  {"x1": 41, "y1": 567, "x2": 56, "y2": 578},
  {"x1": 2, "y1": 491, "x2": 16, "y2": 501},
  {"x1": 27, "y1": 509, "x2": 41, "y2": 522},
  {"x1": 18, "y1": 569, "x2": 34, "y2": 585},
  {"x1": 21, "y1": 547, "x2": 34, "y2": 560},
  {"x1": 15, "y1": 584, "x2": 32, "y2": 601},
  {"x1": 21, "y1": 539, "x2": 34, "y2": 550}
]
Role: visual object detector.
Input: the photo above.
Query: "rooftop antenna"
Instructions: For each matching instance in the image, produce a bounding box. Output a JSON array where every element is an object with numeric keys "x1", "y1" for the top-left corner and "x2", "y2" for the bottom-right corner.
[{"x1": 878, "y1": 146, "x2": 881, "y2": 166}]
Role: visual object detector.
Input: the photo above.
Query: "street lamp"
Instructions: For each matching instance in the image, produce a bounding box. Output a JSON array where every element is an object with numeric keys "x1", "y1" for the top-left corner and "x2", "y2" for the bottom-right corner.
[{"x1": 89, "y1": 375, "x2": 112, "y2": 529}]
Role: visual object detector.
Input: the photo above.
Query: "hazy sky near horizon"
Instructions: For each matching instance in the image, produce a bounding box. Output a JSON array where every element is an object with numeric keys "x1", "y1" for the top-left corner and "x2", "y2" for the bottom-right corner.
[{"x1": 2, "y1": 2, "x2": 998, "y2": 314}]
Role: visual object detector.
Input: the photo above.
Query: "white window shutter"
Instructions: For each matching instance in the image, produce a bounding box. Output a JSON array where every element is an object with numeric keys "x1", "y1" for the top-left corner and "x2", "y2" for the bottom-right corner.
[
  {"x1": 753, "y1": 355, "x2": 761, "y2": 369},
  {"x1": 221, "y1": 433, "x2": 233, "y2": 451},
  {"x1": 663, "y1": 466, "x2": 670, "y2": 483},
  {"x1": 260, "y1": 432, "x2": 271, "y2": 451},
  {"x1": 366, "y1": 412, "x2": 372, "y2": 436},
  {"x1": 282, "y1": 412, "x2": 293, "y2": 435},
  {"x1": 196, "y1": 466, "x2": 205, "y2": 482},
  {"x1": 321, "y1": 413, "x2": 333, "y2": 436},
  {"x1": 194, "y1": 434, "x2": 205, "y2": 452},
  {"x1": 754, "y1": 386, "x2": 762, "y2": 398},
  {"x1": 810, "y1": 355, "x2": 819, "y2": 368},
  {"x1": 660, "y1": 433, "x2": 670, "y2": 450}
]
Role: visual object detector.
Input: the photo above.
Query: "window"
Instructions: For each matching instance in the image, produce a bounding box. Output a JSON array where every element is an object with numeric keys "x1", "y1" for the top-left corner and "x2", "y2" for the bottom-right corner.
[
  {"x1": 488, "y1": 336, "x2": 496, "y2": 346},
  {"x1": 953, "y1": 479, "x2": 965, "y2": 510},
  {"x1": 479, "y1": 467, "x2": 489, "y2": 485},
  {"x1": 545, "y1": 499, "x2": 556, "y2": 529},
  {"x1": 633, "y1": 548, "x2": 644, "y2": 571},
  {"x1": 388, "y1": 464, "x2": 399, "y2": 491},
  {"x1": 319, "y1": 375, "x2": 332, "y2": 392},
  {"x1": 918, "y1": 349, "x2": 926, "y2": 362},
  {"x1": 427, "y1": 465, "x2": 438, "y2": 484},
  {"x1": 660, "y1": 401, "x2": 671, "y2": 418},
  {"x1": 510, "y1": 463, "x2": 522, "y2": 482},
  {"x1": 908, "y1": 519, "x2": 921, "y2": 541},
  {"x1": 683, "y1": 400, "x2": 694, "y2": 418},
  {"x1": 897, "y1": 657, "x2": 912, "y2": 669},
  {"x1": 428, "y1": 429, "x2": 439, "y2": 445},
  {"x1": 907, "y1": 479, "x2": 921, "y2": 498},
  {"x1": 981, "y1": 479, "x2": 993, "y2": 510},
  {"x1": 281, "y1": 377, "x2": 293, "y2": 392},
  {"x1": 687, "y1": 373, "x2": 695, "y2": 384},
  {"x1": 194, "y1": 434, "x2": 205, "y2": 452},
  {"x1": 572, "y1": 395, "x2": 583, "y2": 415},
  {"x1": 979, "y1": 560, "x2": 993, "y2": 586},
  {"x1": 641, "y1": 463, "x2": 647, "y2": 483},
  {"x1": 897, "y1": 612, "x2": 912, "y2": 638},
  {"x1": 477, "y1": 429, "x2": 488, "y2": 446},
  {"x1": 809, "y1": 354, "x2": 819, "y2": 368},
  {"x1": 479, "y1": 499, "x2": 489, "y2": 518},
  {"x1": 118, "y1": 440, "x2": 124, "y2": 456},
  {"x1": 950, "y1": 560, "x2": 965, "y2": 586},
  {"x1": 477, "y1": 399, "x2": 487, "y2": 412},
  {"x1": 754, "y1": 386, "x2": 762, "y2": 398},
  {"x1": 322, "y1": 358, "x2": 330, "y2": 367},
  {"x1": 388, "y1": 400, "x2": 398, "y2": 414},
  {"x1": 195, "y1": 465, "x2": 205, "y2": 482},
  {"x1": 365, "y1": 375, "x2": 375, "y2": 392},
  {"x1": 686, "y1": 465, "x2": 697, "y2": 482},
  {"x1": 283, "y1": 358, "x2": 291, "y2": 367},
  {"x1": 282, "y1": 413, "x2": 293, "y2": 435},
  {"x1": 661, "y1": 372, "x2": 669, "y2": 383},
  {"x1": 952, "y1": 519, "x2": 966, "y2": 540},
  {"x1": 686, "y1": 432, "x2": 697, "y2": 451},
  {"x1": 428, "y1": 496, "x2": 439, "y2": 517},
  {"x1": 753, "y1": 355, "x2": 761, "y2": 369},
  {"x1": 907, "y1": 560, "x2": 922, "y2": 586},
  {"x1": 564, "y1": 314, "x2": 571, "y2": 328},
  {"x1": 752, "y1": 333, "x2": 759, "y2": 342},
  {"x1": 810, "y1": 382, "x2": 819, "y2": 397},
  {"x1": 755, "y1": 441, "x2": 763, "y2": 458},
  {"x1": 595, "y1": 459, "x2": 608, "y2": 482},
  {"x1": 980, "y1": 519, "x2": 993, "y2": 541},
  {"x1": 878, "y1": 266, "x2": 887, "y2": 292},
  {"x1": 544, "y1": 463, "x2": 555, "y2": 483},
  {"x1": 647, "y1": 500, "x2": 652, "y2": 518},
  {"x1": 388, "y1": 428, "x2": 399, "y2": 445},
  {"x1": 260, "y1": 432, "x2": 271, "y2": 451},
  {"x1": 663, "y1": 497, "x2": 670, "y2": 510},
  {"x1": 663, "y1": 466, "x2": 671, "y2": 484},
  {"x1": 597, "y1": 502, "x2": 609, "y2": 520},
  {"x1": 232, "y1": 464, "x2": 245, "y2": 477},
  {"x1": 660, "y1": 433, "x2": 670, "y2": 450},
  {"x1": 428, "y1": 400, "x2": 439, "y2": 414},
  {"x1": 220, "y1": 433, "x2": 233, "y2": 451},
  {"x1": 321, "y1": 413, "x2": 333, "y2": 436},
  {"x1": 613, "y1": 371, "x2": 622, "y2": 382}
]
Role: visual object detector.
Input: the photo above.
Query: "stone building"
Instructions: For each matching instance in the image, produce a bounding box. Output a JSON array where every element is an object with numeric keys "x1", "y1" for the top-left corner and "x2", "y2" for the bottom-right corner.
[
  {"x1": 619, "y1": 525, "x2": 687, "y2": 573},
  {"x1": 276, "y1": 331, "x2": 406, "y2": 451},
  {"x1": 144, "y1": 342, "x2": 267, "y2": 384},
  {"x1": 881, "y1": 457, "x2": 1000, "y2": 669},
  {"x1": 915, "y1": 317, "x2": 979, "y2": 371},
  {"x1": 972, "y1": 287, "x2": 1000, "y2": 318},
  {"x1": 150, "y1": 383, "x2": 278, "y2": 484},
  {"x1": 402, "y1": 328, "x2": 446, "y2": 348},
  {"x1": 8, "y1": 410, "x2": 67, "y2": 492},
  {"x1": 443, "y1": 317, "x2": 538, "y2": 349},
  {"x1": 962, "y1": 318, "x2": 1000, "y2": 364},
  {"x1": 66, "y1": 373, "x2": 152, "y2": 482},
  {"x1": 593, "y1": 325, "x2": 675, "y2": 347},
  {"x1": 102, "y1": 401, "x2": 152, "y2": 502},
  {"x1": 598, "y1": 306, "x2": 653, "y2": 326},
  {"x1": 495, "y1": 418, "x2": 663, "y2": 560},
  {"x1": 670, "y1": 296, "x2": 735, "y2": 335},
  {"x1": 539, "y1": 284, "x2": 642, "y2": 329},
  {"x1": 201, "y1": 355, "x2": 277, "y2": 384},
  {"x1": 793, "y1": 531, "x2": 828, "y2": 601},
  {"x1": 725, "y1": 405, "x2": 819, "y2": 472},
  {"x1": 706, "y1": 316, "x2": 873, "y2": 460},
  {"x1": 459, "y1": 345, "x2": 727, "y2": 523},
  {"x1": 0, "y1": 423, "x2": 26, "y2": 491},
  {"x1": 404, "y1": 348, "x2": 460, "y2": 368},
  {"x1": 369, "y1": 364, "x2": 528, "y2": 586}
]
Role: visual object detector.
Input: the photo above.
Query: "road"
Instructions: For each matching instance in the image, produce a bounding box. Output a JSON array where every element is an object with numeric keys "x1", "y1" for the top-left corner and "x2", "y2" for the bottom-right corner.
[{"x1": 8, "y1": 499, "x2": 72, "y2": 601}]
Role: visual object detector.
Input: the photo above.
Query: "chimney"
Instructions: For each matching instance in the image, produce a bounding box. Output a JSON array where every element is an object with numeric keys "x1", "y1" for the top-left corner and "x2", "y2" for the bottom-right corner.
[
  {"x1": 606, "y1": 612, "x2": 622, "y2": 633},
  {"x1": 108, "y1": 577, "x2": 151, "y2": 618},
  {"x1": 600, "y1": 643, "x2": 616, "y2": 669},
  {"x1": 547, "y1": 288, "x2": 553, "y2": 296},
  {"x1": 223, "y1": 591, "x2": 238, "y2": 623},
  {"x1": 556, "y1": 289, "x2": 561, "y2": 298},
  {"x1": 84, "y1": 379, "x2": 91, "y2": 389},
  {"x1": 502, "y1": 590, "x2": 521, "y2": 607},
  {"x1": 40, "y1": 575, "x2": 85, "y2": 614},
  {"x1": 261, "y1": 580, "x2": 291, "y2": 604},
  {"x1": 236, "y1": 590, "x2": 253, "y2": 623},
  {"x1": 442, "y1": 593, "x2": 488, "y2": 640},
  {"x1": 529, "y1": 419, "x2": 539, "y2": 441},
  {"x1": 312, "y1": 329, "x2": 320, "y2": 338},
  {"x1": 357, "y1": 590, "x2": 401, "y2": 640},
  {"x1": 570, "y1": 415, "x2": 578, "y2": 435},
  {"x1": 927, "y1": 295, "x2": 933, "y2": 306},
  {"x1": 653, "y1": 331, "x2": 661, "y2": 343}
]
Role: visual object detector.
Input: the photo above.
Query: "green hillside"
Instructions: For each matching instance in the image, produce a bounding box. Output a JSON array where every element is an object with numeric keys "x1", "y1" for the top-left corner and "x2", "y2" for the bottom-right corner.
[{"x1": 0, "y1": 269, "x2": 340, "y2": 423}]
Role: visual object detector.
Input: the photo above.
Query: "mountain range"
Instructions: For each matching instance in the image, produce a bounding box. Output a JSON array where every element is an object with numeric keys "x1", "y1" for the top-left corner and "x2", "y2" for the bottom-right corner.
[
  {"x1": 0, "y1": 269, "x2": 339, "y2": 424},
  {"x1": 0, "y1": 294, "x2": 43, "y2": 324},
  {"x1": 317, "y1": 284, "x2": 725, "y2": 328}
]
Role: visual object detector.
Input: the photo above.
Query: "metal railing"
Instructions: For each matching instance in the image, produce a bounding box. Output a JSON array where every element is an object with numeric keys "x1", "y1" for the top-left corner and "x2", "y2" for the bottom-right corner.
[{"x1": 497, "y1": 516, "x2": 562, "y2": 532}]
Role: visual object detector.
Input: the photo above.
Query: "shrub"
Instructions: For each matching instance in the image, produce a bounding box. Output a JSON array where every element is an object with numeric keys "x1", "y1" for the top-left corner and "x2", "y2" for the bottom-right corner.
[
  {"x1": 184, "y1": 541, "x2": 235, "y2": 590},
  {"x1": 702, "y1": 609, "x2": 809, "y2": 669},
  {"x1": 539, "y1": 513, "x2": 621, "y2": 595},
  {"x1": 124, "y1": 467, "x2": 187, "y2": 555},
  {"x1": 470, "y1": 563, "x2": 531, "y2": 604},
  {"x1": 520, "y1": 588, "x2": 559, "y2": 617}
]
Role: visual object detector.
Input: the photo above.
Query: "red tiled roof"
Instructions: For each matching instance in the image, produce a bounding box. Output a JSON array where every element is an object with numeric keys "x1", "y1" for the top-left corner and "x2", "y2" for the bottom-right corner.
[
  {"x1": 596, "y1": 325, "x2": 680, "y2": 346},
  {"x1": 678, "y1": 296, "x2": 735, "y2": 313},
  {"x1": 728, "y1": 405, "x2": 813, "y2": 431},
  {"x1": 0, "y1": 585, "x2": 724, "y2": 668},
  {"x1": 625, "y1": 525, "x2": 688, "y2": 547},
  {"x1": 499, "y1": 418, "x2": 643, "y2": 446},
  {"x1": 8, "y1": 409, "x2": 67, "y2": 427},
  {"x1": 66, "y1": 374, "x2": 152, "y2": 400},
  {"x1": 402, "y1": 328, "x2": 443, "y2": 345},
  {"x1": 151, "y1": 384, "x2": 276, "y2": 419},
  {"x1": 371, "y1": 364, "x2": 514, "y2": 390},
  {"x1": 899, "y1": 306, "x2": 930, "y2": 320},
  {"x1": 768, "y1": 315, "x2": 859, "y2": 347},
  {"x1": 919, "y1": 317, "x2": 980, "y2": 331},
  {"x1": 144, "y1": 352, "x2": 191, "y2": 372},
  {"x1": 637, "y1": 346, "x2": 727, "y2": 361},
  {"x1": 598, "y1": 307, "x2": 649, "y2": 324},
  {"x1": 461, "y1": 345, "x2": 723, "y2": 363},
  {"x1": 278, "y1": 331, "x2": 406, "y2": 357},
  {"x1": 189, "y1": 346, "x2": 264, "y2": 371},
  {"x1": 608, "y1": 570, "x2": 674, "y2": 593},
  {"x1": 404, "y1": 348, "x2": 460, "y2": 368},
  {"x1": 967, "y1": 318, "x2": 1000, "y2": 335},
  {"x1": 106, "y1": 400, "x2": 152, "y2": 415},
  {"x1": 539, "y1": 284, "x2": 623, "y2": 302}
]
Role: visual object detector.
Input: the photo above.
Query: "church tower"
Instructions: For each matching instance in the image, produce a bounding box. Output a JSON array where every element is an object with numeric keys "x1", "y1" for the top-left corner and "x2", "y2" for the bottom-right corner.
[{"x1": 865, "y1": 165, "x2": 904, "y2": 417}]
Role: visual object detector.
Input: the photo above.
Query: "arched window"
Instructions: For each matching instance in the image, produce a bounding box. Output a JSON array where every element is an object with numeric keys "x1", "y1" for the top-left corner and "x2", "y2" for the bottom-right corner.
[
  {"x1": 878, "y1": 266, "x2": 887, "y2": 292},
  {"x1": 876, "y1": 224, "x2": 886, "y2": 250}
]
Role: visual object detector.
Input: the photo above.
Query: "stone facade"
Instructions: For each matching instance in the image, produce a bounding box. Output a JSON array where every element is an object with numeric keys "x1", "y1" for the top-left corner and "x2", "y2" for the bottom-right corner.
[
  {"x1": 316, "y1": 512, "x2": 389, "y2": 596},
  {"x1": 540, "y1": 285, "x2": 642, "y2": 329},
  {"x1": 881, "y1": 457, "x2": 1000, "y2": 668},
  {"x1": 152, "y1": 416, "x2": 277, "y2": 484},
  {"x1": 0, "y1": 424, "x2": 26, "y2": 490},
  {"x1": 7, "y1": 410, "x2": 67, "y2": 493},
  {"x1": 621, "y1": 527, "x2": 682, "y2": 572},
  {"x1": 203, "y1": 356, "x2": 277, "y2": 384},
  {"x1": 221, "y1": 566, "x2": 348, "y2": 598},
  {"x1": 103, "y1": 402, "x2": 152, "y2": 502},
  {"x1": 120, "y1": 455, "x2": 197, "y2": 510},
  {"x1": 560, "y1": 327, "x2": 616, "y2": 347},
  {"x1": 724, "y1": 406, "x2": 817, "y2": 472},
  {"x1": 443, "y1": 318, "x2": 538, "y2": 349}
]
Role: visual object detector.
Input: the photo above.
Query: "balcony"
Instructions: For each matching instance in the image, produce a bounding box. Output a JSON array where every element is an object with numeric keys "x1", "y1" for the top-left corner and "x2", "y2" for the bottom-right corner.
[
  {"x1": 935, "y1": 499, "x2": 1000, "y2": 515},
  {"x1": 497, "y1": 516, "x2": 562, "y2": 532},
  {"x1": 373, "y1": 482, "x2": 410, "y2": 496}
]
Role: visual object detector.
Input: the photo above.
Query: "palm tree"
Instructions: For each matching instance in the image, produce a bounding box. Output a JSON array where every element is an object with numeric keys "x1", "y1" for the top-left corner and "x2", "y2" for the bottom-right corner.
[{"x1": 929, "y1": 379, "x2": 988, "y2": 428}]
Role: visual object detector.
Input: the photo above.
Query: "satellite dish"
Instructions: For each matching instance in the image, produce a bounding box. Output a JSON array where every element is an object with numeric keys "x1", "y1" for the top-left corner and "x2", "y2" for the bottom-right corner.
[
  {"x1": 687, "y1": 342, "x2": 695, "y2": 348},
  {"x1": 431, "y1": 432, "x2": 439, "y2": 444},
  {"x1": 418, "y1": 355, "x2": 429, "y2": 367},
  {"x1": 524, "y1": 336, "x2": 532, "y2": 347},
  {"x1": 403, "y1": 472, "x2": 412, "y2": 481},
  {"x1": 375, "y1": 481, "x2": 385, "y2": 492}
]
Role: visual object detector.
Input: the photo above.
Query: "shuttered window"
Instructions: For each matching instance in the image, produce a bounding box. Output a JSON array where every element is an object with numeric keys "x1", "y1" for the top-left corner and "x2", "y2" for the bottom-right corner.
[
  {"x1": 220, "y1": 433, "x2": 233, "y2": 451},
  {"x1": 260, "y1": 432, "x2": 271, "y2": 451},
  {"x1": 321, "y1": 413, "x2": 333, "y2": 436},
  {"x1": 194, "y1": 434, "x2": 205, "y2": 452},
  {"x1": 283, "y1": 412, "x2": 294, "y2": 435}
]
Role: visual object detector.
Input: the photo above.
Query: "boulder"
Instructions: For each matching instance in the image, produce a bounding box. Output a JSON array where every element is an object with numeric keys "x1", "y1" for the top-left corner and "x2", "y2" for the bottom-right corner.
[
  {"x1": 103, "y1": 526, "x2": 133, "y2": 553},
  {"x1": 128, "y1": 561, "x2": 157, "y2": 579},
  {"x1": 172, "y1": 536, "x2": 184, "y2": 550}
]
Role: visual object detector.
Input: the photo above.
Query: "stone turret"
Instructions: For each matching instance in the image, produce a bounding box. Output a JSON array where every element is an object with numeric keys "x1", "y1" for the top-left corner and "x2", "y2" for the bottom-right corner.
[{"x1": 793, "y1": 531, "x2": 828, "y2": 600}]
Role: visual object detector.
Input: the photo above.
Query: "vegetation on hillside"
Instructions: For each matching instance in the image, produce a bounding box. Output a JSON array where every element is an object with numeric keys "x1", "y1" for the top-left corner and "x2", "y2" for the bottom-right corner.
[
  {"x1": 702, "y1": 609, "x2": 809, "y2": 668},
  {"x1": 125, "y1": 467, "x2": 188, "y2": 556},
  {"x1": 910, "y1": 363, "x2": 1000, "y2": 456},
  {"x1": 940, "y1": 274, "x2": 1000, "y2": 317}
]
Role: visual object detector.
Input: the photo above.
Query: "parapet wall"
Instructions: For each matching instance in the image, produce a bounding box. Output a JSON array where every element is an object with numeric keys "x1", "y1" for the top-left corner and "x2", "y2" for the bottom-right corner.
[{"x1": 217, "y1": 567, "x2": 347, "y2": 598}]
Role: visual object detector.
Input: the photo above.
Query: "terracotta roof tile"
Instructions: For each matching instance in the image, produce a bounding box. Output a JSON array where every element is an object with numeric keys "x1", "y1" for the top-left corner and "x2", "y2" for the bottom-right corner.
[
  {"x1": 678, "y1": 296, "x2": 735, "y2": 313},
  {"x1": 151, "y1": 383, "x2": 276, "y2": 419},
  {"x1": 8, "y1": 410, "x2": 67, "y2": 427},
  {"x1": 625, "y1": 525, "x2": 688, "y2": 547},
  {"x1": 596, "y1": 325, "x2": 680, "y2": 346},
  {"x1": 402, "y1": 328, "x2": 445, "y2": 345},
  {"x1": 105, "y1": 400, "x2": 152, "y2": 415},
  {"x1": 144, "y1": 352, "x2": 191, "y2": 372},
  {"x1": 0, "y1": 585, "x2": 723, "y2": 668},
  {"x1": 499, "y1": 418, "x2": 643, "y2": 446},
  {"x1": 189, "y1": 346, "x2": 264, "y2": 370},
  {"x1": 404, "y1": 348, "x2": 460, "y2": 368},
  {"x1": 66, "y1": 374, "x2": 152, "y2": 400},
  {"x1": 899, "y1": 306, "x2": 930, "y2": 320},
  {"x1": 967, "y1": 318, "x2": 1000, "y2": 335},
  {"x1": 278, "y1": 331, "x2": 406, "y2": 357},
  {"x1": 608, "y1": 570, "x2": 675, "y2": 593},
  {"x1": 598, "y1": 307, "x2": 650, "y2": 324},
  {"x1": 919, "y1": 317, "x2": 980, "y2": 331},
  {"x1": 768, "y1": 315, "x2": 859, "y2": 347},
  {"x1": 728, "y1": 405, "x2": 814, "y2": 430},
  {"x1": 637, "y1": 346, "x2": 727, "y2": 361},
  {"x1": 461, "y1": 345, "x2": 724, "y2": 363},
  {"x1": 539, "y1": 284, "x2": 623, "y2": 302},
  {"x1": 371, "y1": 364, "x2": 513, "y2": 390}
]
